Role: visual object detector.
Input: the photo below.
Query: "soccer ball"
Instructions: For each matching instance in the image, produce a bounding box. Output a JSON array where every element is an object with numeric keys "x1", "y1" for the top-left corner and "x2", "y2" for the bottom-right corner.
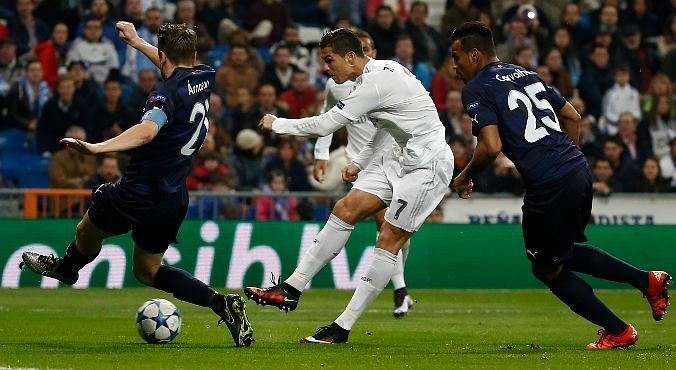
[{"x1": 136, "y1": 298, "x2": 182, "y2": 344}]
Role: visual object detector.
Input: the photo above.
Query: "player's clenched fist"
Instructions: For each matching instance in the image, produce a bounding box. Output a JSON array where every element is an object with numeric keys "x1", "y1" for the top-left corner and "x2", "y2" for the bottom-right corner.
[
  {"x1": 452, "y1": 174, "x2": 474, "y2": 199},
  {"x1": 258, "y1": 114, "x2": 277, "y2": 131},
  {"x1": 341, "y1": 163, "x2": 360, "y2": 183},
  {"x1": 116, "y1": 21, "x2": 140, "y2": 45}
]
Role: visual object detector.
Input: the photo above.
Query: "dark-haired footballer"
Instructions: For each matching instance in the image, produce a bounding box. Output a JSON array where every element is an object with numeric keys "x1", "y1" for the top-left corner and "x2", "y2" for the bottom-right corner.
[
  {"x1": 451, "y1": 21, "x2": 670, "y2": 349},
  {"x1": 20, "y1": 21, "x2": 253, "y2": 347}
]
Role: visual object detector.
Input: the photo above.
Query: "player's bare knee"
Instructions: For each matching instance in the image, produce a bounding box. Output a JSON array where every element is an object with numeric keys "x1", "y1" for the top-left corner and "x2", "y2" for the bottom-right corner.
[
  {"x1": 332, "y1": 198, "x2": 358, "y2": 224},
  {"x1": 377, "y1": 223, "x2": 410, "y2": 254}
]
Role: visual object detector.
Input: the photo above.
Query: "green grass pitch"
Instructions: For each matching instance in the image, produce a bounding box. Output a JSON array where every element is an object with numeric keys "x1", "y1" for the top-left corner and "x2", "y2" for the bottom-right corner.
[{"x1": 0, "y1": 288, "x2": 674, "y2": 369}]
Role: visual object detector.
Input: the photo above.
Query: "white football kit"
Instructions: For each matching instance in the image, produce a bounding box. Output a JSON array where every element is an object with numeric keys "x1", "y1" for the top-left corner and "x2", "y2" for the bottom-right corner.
[{"x1": 273, "y1": 58, "x2": 453, "y2": 232}]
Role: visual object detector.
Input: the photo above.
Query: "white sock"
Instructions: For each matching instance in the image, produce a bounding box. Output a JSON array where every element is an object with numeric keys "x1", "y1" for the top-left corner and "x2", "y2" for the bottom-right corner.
[
  {"x1": 390, "y1": 239, "x2": 410, "y2": 290},
  {"x1": 334, "y1": 248, "x2": 397, "y2": 330},
  {"x1": 285, "y1": 214, "x2": 354, "y2": 292}
]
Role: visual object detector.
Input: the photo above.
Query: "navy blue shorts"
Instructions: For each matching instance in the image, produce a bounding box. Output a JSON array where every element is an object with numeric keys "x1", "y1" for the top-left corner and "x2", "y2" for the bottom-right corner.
[
  {"x1": 87, "y1": 182, "x2": 188, "y2": 253},
  {"x1": 521, "y1": 165, "x2": 592, "y2": 265}
]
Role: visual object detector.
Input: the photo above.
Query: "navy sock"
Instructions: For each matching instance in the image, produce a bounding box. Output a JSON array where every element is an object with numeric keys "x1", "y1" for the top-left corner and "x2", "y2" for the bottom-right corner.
[
  {"x1": 567, "y1": 244, "x2": 648, "y2": 291},
  {"x1": 545, "y1": 270, "x2": 627, "y2": 334},
  {"x1": 59, "y1": 241, "x2": 98, "y2": 276},
  {"x1": 153, "y1": 265, "x2": 216, "y2": 307}
]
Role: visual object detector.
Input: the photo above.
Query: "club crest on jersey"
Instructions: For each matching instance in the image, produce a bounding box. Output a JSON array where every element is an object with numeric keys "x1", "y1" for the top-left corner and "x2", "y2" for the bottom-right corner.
[
  {"x1": 466, "y1": 102, "x2": 479, "y2": 111},
  {"x1": 148, "y1": 94, "x2": 166, "y2": 103},
  {"x1": 336, "y1": 100, "x2": 345, "y2": 109},
  {"x1": 188, "y1": 79, "x2": 209, "y2": 95}
]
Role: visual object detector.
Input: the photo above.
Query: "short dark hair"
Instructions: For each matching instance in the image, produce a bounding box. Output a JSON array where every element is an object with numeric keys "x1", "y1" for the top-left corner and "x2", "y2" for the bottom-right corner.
[
  {"x1": 410, "y1": 1, "x2": 428, "y2": 14},
  {"x1": 157, "y1": 23, "x2": 197, "y2": 65},
  {"x1": 354, "y1": 29, "x2": 374, "y2": 47},
  {"x1": 24, "y1": 59, "x2": 42, "y2": 70},
  {"x1": 319, "y1": 28, "x2": 365, "y2": 57},
  {"x1": 450, "y1": 21, "x2": 496, "y2": 57}
]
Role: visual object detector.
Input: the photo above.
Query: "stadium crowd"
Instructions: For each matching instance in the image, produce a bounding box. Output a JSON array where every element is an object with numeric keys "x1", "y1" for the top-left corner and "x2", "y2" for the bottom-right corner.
[{"x1": 1, "y1": 0, "x2": 676, "y2": 220}]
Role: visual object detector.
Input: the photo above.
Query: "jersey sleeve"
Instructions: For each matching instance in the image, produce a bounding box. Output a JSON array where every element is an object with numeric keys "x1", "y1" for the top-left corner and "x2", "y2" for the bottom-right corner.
[
  {"x1": 141, "y1": 88, "x2": 174, "y2": 129},
  {"x1": 462, "y1": 84, "x2": 498, "y2": 136},
  {"x1": 543, "y1": 81, "x2": 567, "y2": 112},
  {"x1": 334, "y1": 75, "x2": 381, "y2": 121}
]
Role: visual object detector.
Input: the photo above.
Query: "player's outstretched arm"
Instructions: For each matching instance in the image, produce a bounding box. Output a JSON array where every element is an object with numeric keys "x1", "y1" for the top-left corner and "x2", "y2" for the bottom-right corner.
[
  {"x1": 453, "y1": 125, "x2": 502, "y2": 198},
  {"x1": 557, "y1": 102, "x2": 582, "y2": 147},
  {"x1": 61, "y1": 120, "x2": 159, "y2": 154},
  {"x1": 116, "y1": 21, "x2": 160, "y2": 69},
  {"x1": 259, "y1": 109, "x2": 349, "y2": 137}
]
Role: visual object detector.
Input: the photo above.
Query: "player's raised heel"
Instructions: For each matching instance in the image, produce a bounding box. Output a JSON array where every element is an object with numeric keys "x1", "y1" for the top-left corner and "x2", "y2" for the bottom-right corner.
[
  {"x1": 643, "y1": 271, "x2": 671, "y2": 321},
  {"x1": 19, "y1": 252, "x2": 78, "y2": 285},
  {"x1": 215, "y1": 294, "x2": 254, "y2": 347},
  {"x1": 393, "y1": 288, "x2": 415, "y2": 318},
  {"x1": 244, "y1": 283, "x2": 300, "y2": 312},
  {"x1": 300, "y1": 322, "x2": 349, "y2": 344},
  {"x1": 586, "y1": 323, "x2": 638, "y2": 349}
]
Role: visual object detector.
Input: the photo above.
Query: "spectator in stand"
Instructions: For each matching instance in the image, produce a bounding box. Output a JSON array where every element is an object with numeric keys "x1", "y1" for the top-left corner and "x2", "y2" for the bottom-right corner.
[
  {"x1": 121, "y1": 0, "x2": 144, "y2": 28},
  {"x1": 405, "y1": 1, "x2": 444, "y2": 67},
  {"x1": 635, "y1": 156, "x2": 671, "y2": 193},
  {"x1": 660, "y1": 138, "x2": 676, "y2": 189},
  {"x1": 83, "y1": 154, "x2": 121, "y2": 190},
  {"x1": 592, "y1": 3, "x2": 620, "y2": 38},
  {"x1": 265, "y1": 139, "x2": 311, "y2": 192},
  {"x1": 255, "y1": 170, "x2": 299, "y2": 221},
  {"x1": 439, "y1": 90, "x2": 463, "y2": 140},
  {"x1": 206, "y1": 0, "x2": 247, "y2": 45},
  {"x1": 543, "y1": 48, "x2": 573, "y2": 97},
  {"x1": 174, "y1": 0, "x2": 214, "y2": 56},
  {"x1": 36, "y1": 74, "x2": 87, "y2": 155},
  {"x1": 365, "y1": 0, "x2": 408, "y2": 22},
  {"x1": 232, "y1": 128, "x2": 264, "y2": 190},
  {"x1": 249, "y1": 83, "x2": 287, "y2": 150},
  {"x1": 286, "y1": 0, "x2": 331, "y2": 27},
  {"x1": 270, "y1": 24, "x2": 310, "y2": 72},
  {"x1": 429, "y1": 55, "x2": 463, "y2": 112},
  {"x1": 8, "y1": 0, "x2": 49, "y2": 57},
  {"x1": 229, "y1": 87, "x2": 258, "y2": 137},
  {"x1": 278, "y1": 70, "x2": 316, "y2": 119},
  {"x1": 473, "y1": 152, "x2": 522, "y2": 195},
  {"x1": 651, "y1": 14, "x2": 676, "y2": 57},
  {"x1": 570, "y1": 95, "x2": 602, "y2": 160},
  {"x1": 551, "y1": 26, "x2": 582, "y2": 87},
  {"x1": 440, "y1": 0, "x2": 479, "y2": 43},
  {"x1": 243, "y1": 0, "x2": 292, "y2": 46},
  {"x1": 617, "y1": 23, "x2": 660, "y2": 92},
  {"x1": 457, "y1": 112, "x2": 477, "y2": 151},
  {"x1": 121, "y1": 6, "x2": 162, "y2": 83},
  {"x1": 536, "y1": 64, "x2": 552, "y2": 86},
  {"x1": 642, "y1": 74, "x2": 673, "y2": 116},
  {"x1": 496, "y1": 18, "x2": 536, "y2": 66},
  {"x1": 48, "y1": 125, "x2": 97, "y2": 188},
  {"x1": 75, "y1": 0, "x2": 126, "y2": 65},
  {"x1": 449, "y1": 136, "x2": 469, "y2": 178},
  {"x1": 67, "y1": 17, "x2": 119, "y2": 85},
  {"x1": 0, "y1": 37, "x2": 23, "y2": 98},
  {"x1": 367, "y1": 5, "x2": 403, "y2": 60},
  {"x1": 391, "y1": 34, "x2": 432, "y2": 90},
  {"x1": 514, "y1": 46, "x2": 536, "y2": 70},
  {"x1": 215, "y1": 44, "x2": 260, "y2": 109},
  {"x1": 33, "y1": 22, "x2": 69, "y2": 90},
  {"x1": 300, "y1": 89, "x2": 324, "y2": 118},
  {"x1": 207, "y1": 116, "x2": 234, "y2": 159},
  {"x1": 500, "y1": 0, "x2": 553, "y2": 39},
  {"x1": 125, "y1": 68, "x2": 157, "y2": 121},
  {"x1": 579, "y1": 44, "x2": 614, "y2": 119},
  {"x1": 5, "y1": 59, "x2": 49, "y2": 132},
  {"x1": 91, "y1": 77, "x2": 134, "y2": 141},
  {"x1": 262, "y1": 44, "x2": 299, "y2": 96},
  {"x1": 187, "y1": 150, "x2": 238, "y2": 191},
  {"x1": 603, "y1": 137, "x2": 641, "y2": 192},
  {"x1": 622, "y1": 0, "x2": 659, "y2": 38},
  {"x1": 647, "y1": 95, "x2": 676, "y2": 158},
  {"x1": 602, "y1": 65, "x2": 642, "y2": 135},
  {"x1": 615, "y1": 111, "x2": 652, "y2": 165},
  {"x1": 67, "y1": 60, "x2": 100, "y2": 117},
  {"x1": 562, "y1": 2, "x2": 594, "y2": 51},
  {"x1": 592, "y1": 157, "x2": 620, "y2": 196}
]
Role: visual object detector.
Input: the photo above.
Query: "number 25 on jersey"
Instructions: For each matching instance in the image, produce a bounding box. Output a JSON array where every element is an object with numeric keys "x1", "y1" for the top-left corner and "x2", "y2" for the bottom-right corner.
[{"x1": 508, "y1": 82, "x2": 561, "y2": 143}]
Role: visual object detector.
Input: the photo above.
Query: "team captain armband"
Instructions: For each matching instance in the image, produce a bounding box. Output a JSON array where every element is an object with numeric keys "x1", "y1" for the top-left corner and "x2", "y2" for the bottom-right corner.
[{"x1": 142, "y1": 107, "x2": 168, "y2": 129}]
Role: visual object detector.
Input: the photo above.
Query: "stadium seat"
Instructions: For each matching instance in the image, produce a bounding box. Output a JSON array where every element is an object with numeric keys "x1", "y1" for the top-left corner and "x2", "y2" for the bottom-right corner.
[
  {"x1": 1, "y1": 152, "x2": 23, "y2": 184},
  {"x1": 18, "y1": 154, "x2": 51, "y2": 188},
  {"x1": 256, "y1": 47, "x2": 270, "y2": 64},
  {"x1": 0, "y1": 129, "x2": 30, "y2": 155},
  {"x1": 206, "y1": 46, "x2": 229, "y2": 69}
]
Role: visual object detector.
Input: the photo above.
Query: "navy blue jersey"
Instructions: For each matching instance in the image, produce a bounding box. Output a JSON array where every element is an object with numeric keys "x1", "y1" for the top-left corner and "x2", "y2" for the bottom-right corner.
[
  {"x1": 120, "y1": 64, "x2": 215, "y2": 195},
  {"x1": 462, "y1": 62, "x2": 586, "y2": 188}
]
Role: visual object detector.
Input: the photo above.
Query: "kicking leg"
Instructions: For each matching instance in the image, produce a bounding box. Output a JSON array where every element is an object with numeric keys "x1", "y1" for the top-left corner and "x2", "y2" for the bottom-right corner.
[
  {"x1": 302, "y1": 221, "x2": 410, "y2": 343},
  {"x1": 245, "y1": 189, "x2": 385, "y2": 311},
  {"x1": 133, "y1": 244, "x2": 253, "y2": 347},
  {"x1": 20, "y1": 212, "x2": 115, "y2": 285}
]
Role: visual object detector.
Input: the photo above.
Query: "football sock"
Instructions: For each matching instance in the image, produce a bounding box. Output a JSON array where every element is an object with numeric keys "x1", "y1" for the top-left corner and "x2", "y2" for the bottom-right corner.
[
  {"x1": 545, "y1": 269, "x2": 628, "y2": 335},
  {"x1": 153, "y1": 265, "x2": 215, "y2": 307},
  {"x1": 335, "y1": 248, "x2": 397, "y2": 331},
  {"x1": 390, "y1": 240, "x2": 410, "y2": 290},
  {"x1": 59, "y1": 240, "x2": 98, "y2": 276},
  {"x1": 567, "y1": 244, "x2": 649, "y2": 291},
  {"x1": 285, "y1": 213, "x2": 354, "y2": 292}
]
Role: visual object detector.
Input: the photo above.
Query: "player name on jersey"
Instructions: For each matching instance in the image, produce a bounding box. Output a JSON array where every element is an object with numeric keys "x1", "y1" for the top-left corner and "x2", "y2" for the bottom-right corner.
[
  {"x1": 187, "y1": 79, "x2": 210, "y2": 95},
  {"x1": 494, "y1": 68, "x2": 536, "y2": 82}
]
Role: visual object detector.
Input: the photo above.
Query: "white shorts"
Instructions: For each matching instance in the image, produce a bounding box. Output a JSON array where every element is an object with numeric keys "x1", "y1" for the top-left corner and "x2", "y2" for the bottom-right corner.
[{"x1": 353, "y1": 147, "x2": 454, "y2": 232}]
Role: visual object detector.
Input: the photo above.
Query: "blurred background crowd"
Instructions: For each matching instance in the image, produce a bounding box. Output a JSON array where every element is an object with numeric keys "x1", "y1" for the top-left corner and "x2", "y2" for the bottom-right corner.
[{"x1": 0, "y1": 0, "x2": 675, "y2": 221}]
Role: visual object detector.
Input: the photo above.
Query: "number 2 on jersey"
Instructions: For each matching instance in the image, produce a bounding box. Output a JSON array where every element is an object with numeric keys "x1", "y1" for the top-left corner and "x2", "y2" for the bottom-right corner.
[
  {"x1": 507, "y1": 82, "x2": 561, "y2": 143},
  {"x1": 181, "y1": 98, "x2": 210, "y2": 156}
]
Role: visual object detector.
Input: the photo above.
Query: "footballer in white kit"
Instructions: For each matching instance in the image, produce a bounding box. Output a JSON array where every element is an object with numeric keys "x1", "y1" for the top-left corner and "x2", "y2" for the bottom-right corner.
[{"x1": 248, "y1": 28, "x2": 453, "y2": 344}]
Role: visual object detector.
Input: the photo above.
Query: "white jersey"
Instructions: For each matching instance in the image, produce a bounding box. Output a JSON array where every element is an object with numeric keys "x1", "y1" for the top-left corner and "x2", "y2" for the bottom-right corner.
[
  {"x1": 272, "y1": 58, "x2": 450, "y2": 171},
  {"x1": 314, "y1": 78, "x2": 392, "y2": 161}
]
